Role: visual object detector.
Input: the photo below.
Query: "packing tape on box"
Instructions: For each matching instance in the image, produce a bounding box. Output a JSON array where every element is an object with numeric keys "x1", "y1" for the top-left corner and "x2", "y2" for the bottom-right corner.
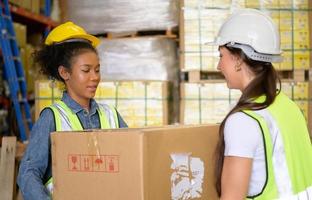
[{"x1": 170, "y1": 153, "x2": 204, "y2": 200}]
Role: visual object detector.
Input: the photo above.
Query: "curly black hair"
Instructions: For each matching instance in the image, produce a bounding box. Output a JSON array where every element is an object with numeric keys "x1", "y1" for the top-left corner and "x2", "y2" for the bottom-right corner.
[{"x1": 34, "y1": 41, "x2": 98, "y2": 82}]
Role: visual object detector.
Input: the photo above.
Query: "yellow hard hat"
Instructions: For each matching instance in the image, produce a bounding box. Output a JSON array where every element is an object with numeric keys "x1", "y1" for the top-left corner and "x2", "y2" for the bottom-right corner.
[{"x1": 45, "y1": 21, "x2": 100, "y2": 47}]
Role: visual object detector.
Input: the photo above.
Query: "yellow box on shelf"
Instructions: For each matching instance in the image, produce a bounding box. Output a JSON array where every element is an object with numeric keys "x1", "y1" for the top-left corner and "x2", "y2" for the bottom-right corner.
[
  {"x1": 96, "y1": 81, "x2": 169, "y2": 128},
  {"x1": 263, "y1": 10, "x2": 280, "y2": 26},
  {"x1": 13, "y1": 22, "x2": 27, "y2": 48},
  {"x1": 279, "y1": 11, "x2": 292, "y2": 31},
  {"x1": 294, "y1": 11, "x2": 309, "y2": 30},
  {"x1": 20, "y1": 0, "x2": 32, "y2": 11},
  {"x1": 35, "y1": 80, "x2": 63, "y2": 98},
  {"x1": 280, "y1": 30, "x2": 292, "y2": 49},
  {"x1": 281, "y1": 81, "x2": 310, "y2": 121},
  {"x1": 279, "y1": 0, "x2": 293, "y2": 8},
  {"x1": 245, "y1": 0, "x2": 260, "y2": 8},
  {"x1": 294, "y1": 50, "x2": 310, "y2": 70},
  {"x1": 25, "y1": 44, "x2": 37, "y2": 93},
  {"x1": 264, "y1": 0, "x2": 280, "y2": 8},
  {"x1": 183, "y1": 53, "x2": 219, "y2": 71},
  {"x1": 295, "y1": 100, "x2": 309, "y2": 120},
  {"x1": 9, "y1": 0, "x2": 22, "y2": 6},
  {"x1": 31, "y1": 0, "x2": 40, "y2": 14},
  {"x1": 294, "y1": 31, "x2": 310, "y2": 49},
  {"x1": 35, "y1": 80, "x2": 63, "y2": 119},
  {"x1": 180, "y1": 82, "x2": 241, "y2": 125},
  {"x1": 282, "y1": 81, "x2": 309, "y2": 99},
  {"x1": 278, "y1": 51, "x2": 293, "y2": 70},
  {"x1": 183, "y1": 0, "x2": 232, "y2": 9},
  {"x1": 35, "y1": 80, "x2": 170, "y2": 128},
  {"x1": 292, "y1": 0, "x2": 309, "y2": 9}
]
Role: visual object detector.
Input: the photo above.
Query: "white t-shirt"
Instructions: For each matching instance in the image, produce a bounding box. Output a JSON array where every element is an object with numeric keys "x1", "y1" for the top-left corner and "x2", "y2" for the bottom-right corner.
[{"x1": 224, "y1": 111, "x2": 266, "y2": 196}]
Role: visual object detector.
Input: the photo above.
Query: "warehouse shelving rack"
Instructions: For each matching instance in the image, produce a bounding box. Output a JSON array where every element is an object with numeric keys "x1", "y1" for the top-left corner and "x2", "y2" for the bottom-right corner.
[{"x1": 0, "y1": 0, "x2": 58, "y2": 141}]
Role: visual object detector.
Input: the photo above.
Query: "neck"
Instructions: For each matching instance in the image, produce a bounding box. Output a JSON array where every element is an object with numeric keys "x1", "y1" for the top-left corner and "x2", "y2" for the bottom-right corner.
[
  {"x1": 67, "y1": 91, "x2": 90, "y2": 111},
  {"x1": 240, "y1": 64, "x2": 255, "y2": 91}
]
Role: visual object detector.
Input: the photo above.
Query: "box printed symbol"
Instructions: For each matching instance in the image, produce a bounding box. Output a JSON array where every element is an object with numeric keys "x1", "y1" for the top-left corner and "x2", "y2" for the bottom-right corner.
[
  {"x1": 68, "y1": 155, "x2": 80, "y2": 171},
  {"x1": 106, "y1": 156, "x2": 119, "y2": 172},
  {"x1": 109, "y1": 158, "x2": 114, "y2": 171},
  {"x1": 68, "y1": 154, "x2": 119, "y2": 173},
  {"x1": 93, "y1": 155, "x2": 106, "y2": 171},
  {"x1": 82, "y1": 156, "x2": 92, "y2": 171}
]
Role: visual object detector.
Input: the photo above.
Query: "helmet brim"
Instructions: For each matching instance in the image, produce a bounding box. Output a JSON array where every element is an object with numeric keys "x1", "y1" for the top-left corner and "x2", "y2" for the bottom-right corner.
[
  {"x1": 70, "y1": 34, "x2": 100, "y2": 47},
  {"x1": 45, "y1": 34, "x2": 100, "y2": 47}
]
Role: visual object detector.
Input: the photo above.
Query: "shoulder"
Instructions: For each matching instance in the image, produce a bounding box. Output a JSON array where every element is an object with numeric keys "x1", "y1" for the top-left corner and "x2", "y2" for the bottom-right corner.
[
  {"x1": 225, "y1": 112, "x2": 261, "y2": 131},
  {"x1": 224, "y1": 112, "x2": 263, "y2": 158},
  {"x1": 39, "y1": 107, "x2": 55, "y2": 118},
  {"x1": 30, "y1": 107, "x2": 56, "y2": 139}
]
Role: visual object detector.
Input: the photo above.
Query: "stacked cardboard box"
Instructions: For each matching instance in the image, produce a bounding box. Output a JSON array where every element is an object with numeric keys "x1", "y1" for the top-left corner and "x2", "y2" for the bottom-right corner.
[
  {"x1": 35, "y1": 80, "x2": 170, "y2": 128},
  {"x1": 34, "y1": 80, "x2": 63, "y2": 119},
  {"x1": 95, "y1": 81, "x2": 170, "y2": 127},
  {"x1": 180, "y1": 82, "x2": 241, "y2": 124},
  {"x1": 13, "y1": 22, "x2": 26, "y2": 48},
  {"x1": 9, "y1": 0, "x2": 40, "y2": 14},
  {"x1": 180, "y1": 0, "x2": 310, "y2": 72},
  {"x1": 180, "y1": 81, "x2": 311, "y2": 127},
  {"x1": 281, "y1": 81, "x2": 311, "y2": 122}
]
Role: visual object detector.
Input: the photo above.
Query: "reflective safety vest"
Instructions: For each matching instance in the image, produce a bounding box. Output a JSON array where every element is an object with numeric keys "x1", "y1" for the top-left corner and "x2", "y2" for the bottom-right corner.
[
  {"x1": 45, "y1": 101, "x2": 119, "y2": 195},
  {"x1": 243, "y1": 92, "x2": 312, "y2": 200}
]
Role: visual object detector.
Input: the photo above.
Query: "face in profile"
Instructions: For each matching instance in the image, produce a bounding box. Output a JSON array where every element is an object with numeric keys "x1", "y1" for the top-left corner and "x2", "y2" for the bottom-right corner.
[{"x1": 217, "y1": 47, "x2": 243, "y2": 90}]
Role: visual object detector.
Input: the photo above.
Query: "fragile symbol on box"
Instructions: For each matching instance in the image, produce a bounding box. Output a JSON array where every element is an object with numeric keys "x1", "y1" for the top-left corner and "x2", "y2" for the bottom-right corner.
[{"x1": 68, "y1": 154, "x2": 119, "y2": 173}]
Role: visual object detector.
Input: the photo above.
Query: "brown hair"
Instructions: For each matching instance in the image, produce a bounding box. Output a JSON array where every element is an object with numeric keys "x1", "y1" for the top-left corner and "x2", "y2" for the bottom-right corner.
[{"x1": 214, "y1": 45, "x2": 281, "y2": 196}]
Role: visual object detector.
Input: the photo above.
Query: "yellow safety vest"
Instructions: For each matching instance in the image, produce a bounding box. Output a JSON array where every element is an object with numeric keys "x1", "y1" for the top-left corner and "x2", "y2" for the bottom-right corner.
[
  {"x1": 45, "y1": 101, "x2": 119, "y2": 195},
  {"x1": 243, "y1": 92, "x2": 312, "y2": 199}
]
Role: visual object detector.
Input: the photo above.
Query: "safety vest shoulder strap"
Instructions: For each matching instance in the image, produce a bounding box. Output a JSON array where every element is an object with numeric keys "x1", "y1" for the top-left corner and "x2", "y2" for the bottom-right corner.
[
  {"x1": 49, "y1": 101, "x2": 83, "y2": 131},
  {"x1": 97, "y1": 103, "x2": 119, "y2": 128},
  {"x1": 242, "y1": 110, "x2": 278, "y2": 200}
]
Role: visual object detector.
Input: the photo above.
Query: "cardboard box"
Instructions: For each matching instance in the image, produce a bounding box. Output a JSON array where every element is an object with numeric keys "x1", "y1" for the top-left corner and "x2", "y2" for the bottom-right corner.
[{"x1": 51, "y1": 125, "x2": 219, "y2": 200}]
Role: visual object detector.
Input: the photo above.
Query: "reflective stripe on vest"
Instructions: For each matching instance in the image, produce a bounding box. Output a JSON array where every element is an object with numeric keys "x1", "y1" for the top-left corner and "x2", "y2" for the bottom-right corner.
[
  {"x1": 243, "y1": 92, "x2": 312, "y2": 200},
  {"x1": 45, "y1": 101, "x2": 119, "y2": 195}
]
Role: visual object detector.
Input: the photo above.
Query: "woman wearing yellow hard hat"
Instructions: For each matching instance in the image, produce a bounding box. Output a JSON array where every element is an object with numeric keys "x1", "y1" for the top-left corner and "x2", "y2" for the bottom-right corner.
[
  {"x1": 212, "y1": 9, "x2": 312, "y2": 199},
  {"x1": 17, "y1": 22, "x2": 128, "y2": 200}
]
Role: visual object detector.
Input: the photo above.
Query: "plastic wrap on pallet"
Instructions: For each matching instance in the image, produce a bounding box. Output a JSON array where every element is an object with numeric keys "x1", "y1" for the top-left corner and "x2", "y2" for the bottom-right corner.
[
  {"x1": 65, "y1": 0, "x2": 179, "y2": 34},
  {"x1": 97, "y1": 37, "x2": 178, "y2": 81}
]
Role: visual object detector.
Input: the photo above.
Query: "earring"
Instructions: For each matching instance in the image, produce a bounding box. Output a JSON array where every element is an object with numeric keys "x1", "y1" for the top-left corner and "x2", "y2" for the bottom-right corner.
[
  {"x1": 235, "y1": 62, "x2": 242, "y2": 71},
  {"x1": 235, "y1": 64, "x2": 241, "y2": 71}
]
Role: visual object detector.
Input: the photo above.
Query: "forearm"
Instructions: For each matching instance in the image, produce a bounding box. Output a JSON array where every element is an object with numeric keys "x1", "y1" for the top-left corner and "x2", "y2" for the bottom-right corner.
[
  {"x1": 17, "y1": 108, "x2": 54, "y2": 200},
  {"x1": 17, "y1": 172, "x2": 51, "y2": 200}
]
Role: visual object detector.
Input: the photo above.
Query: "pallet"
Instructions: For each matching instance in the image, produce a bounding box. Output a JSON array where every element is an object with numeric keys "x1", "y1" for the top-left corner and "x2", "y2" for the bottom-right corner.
[
  {"x1": 0, "y1": 137, "x2": 16, "y2": 200},
  {"x1": 96, "y1": 28, "x2": 178, "y2": 39},
  {"x1": 180, "y1": 70, "x2": 224, "y2": 83},
  {"x1": 0, "y1": 137, "x2": 26, "y2": 200},
  {"x1": 181, "y1": 69, "x2": 311, "y2": 83},
  {"x1": 278, "y1": 69, "x2": 310, "y2": 81}
]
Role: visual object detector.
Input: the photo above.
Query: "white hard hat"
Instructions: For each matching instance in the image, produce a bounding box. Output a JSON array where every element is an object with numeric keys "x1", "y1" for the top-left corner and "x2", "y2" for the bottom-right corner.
[{"x1": 213, "y1": 9, "x2": 283, "y2": 63}]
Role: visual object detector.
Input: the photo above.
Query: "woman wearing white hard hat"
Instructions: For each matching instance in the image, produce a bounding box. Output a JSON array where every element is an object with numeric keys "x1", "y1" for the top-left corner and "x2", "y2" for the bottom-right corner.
[
  {"x1": 17, "y1": 22, "x2": 128, "y2": 200},
  {"x1": 212, "y1": 9, "x2": 312, "y2": 199}
]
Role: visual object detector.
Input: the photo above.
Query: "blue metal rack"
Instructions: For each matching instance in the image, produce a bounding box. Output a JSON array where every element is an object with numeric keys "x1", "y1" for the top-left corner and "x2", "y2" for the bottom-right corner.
[
  {"x1": 43, "y1": 0, "x2": 51, "y2": 37},
  {"x1": 0, "y1": 0, "x2": 33, "y2": 141}
]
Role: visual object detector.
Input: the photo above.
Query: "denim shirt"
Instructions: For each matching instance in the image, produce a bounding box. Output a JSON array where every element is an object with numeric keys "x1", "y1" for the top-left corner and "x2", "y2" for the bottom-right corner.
[{"x1": 17, "y1": 92, "x2": 127, "y2": 200}]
